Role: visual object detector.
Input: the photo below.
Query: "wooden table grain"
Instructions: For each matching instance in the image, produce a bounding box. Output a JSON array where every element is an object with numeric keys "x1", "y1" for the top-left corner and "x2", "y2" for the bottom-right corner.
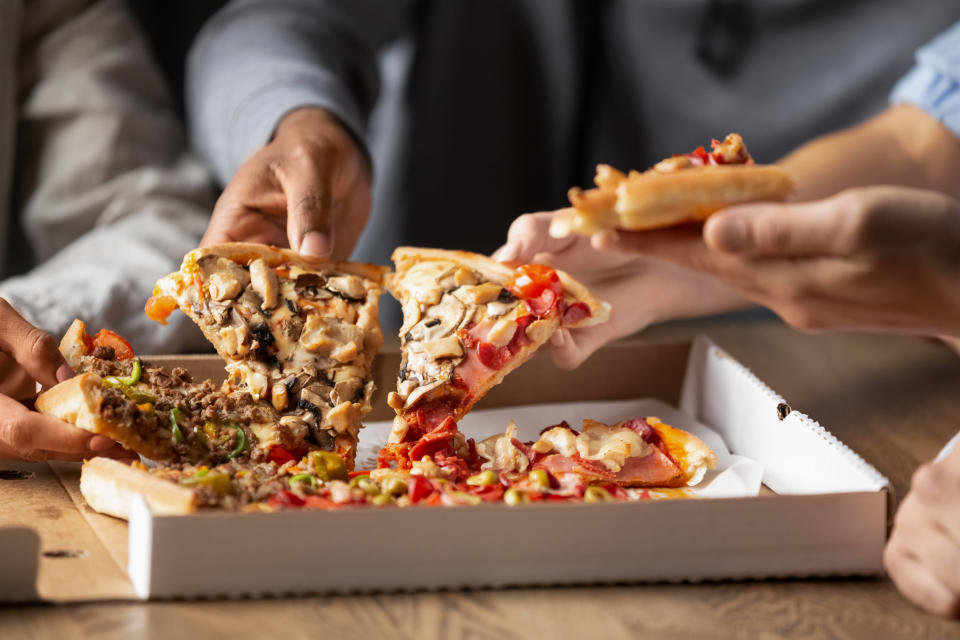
[{"x1": 4, "y1": 315, "x2": 960, "y2": 639}]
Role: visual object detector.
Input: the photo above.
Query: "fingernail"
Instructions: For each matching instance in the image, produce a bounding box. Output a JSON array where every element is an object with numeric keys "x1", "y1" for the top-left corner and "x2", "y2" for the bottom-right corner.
[
  {"x1": 56, "y1": 364, "x2": 74, "y2": 382},
  {"x1": 299, "y1": 231, "x2": 331, "y2": 257},
  {"x1": 710, "y1": 216, "x2": 747, "y2": 252}
]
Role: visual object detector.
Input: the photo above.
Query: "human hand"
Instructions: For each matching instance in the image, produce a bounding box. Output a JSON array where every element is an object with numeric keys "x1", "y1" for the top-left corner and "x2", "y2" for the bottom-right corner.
[
  {"x1": 596, "y1": 187, "x2": 960, "y2": 335},
  {"x1": 885, "y1": 442, "x2": 960, "y2": 617},
  {"x1": 201, "y1": 107, "x2": 371, "y2": 260},
  {"x1": 0, "y1": 300, "x2": 133, "y2": 461},
  {"x1": 494, "y1": 211, "x2": 749, "y2": 368}
]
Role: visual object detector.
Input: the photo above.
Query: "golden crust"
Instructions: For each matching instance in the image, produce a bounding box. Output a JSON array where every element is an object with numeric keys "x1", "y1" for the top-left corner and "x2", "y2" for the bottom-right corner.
[
  {"x1": 556, "y1": 163, "x2": 795, "y2": 236},
  {"x1": 652, "y1": 421, "x2": 718, "y2": 488},
  {"x1": 389, "y1": 246, "x2": 609, "y2": 328},
  {"x1": 36, "y1": 373, "x2": 174, "y2": 460},
  {"x1": 189, "y1": 242, "x2": 389, "y2": 285},
  {"x1": 80, "y1": 457, "x2": 197, "y2": 520}
]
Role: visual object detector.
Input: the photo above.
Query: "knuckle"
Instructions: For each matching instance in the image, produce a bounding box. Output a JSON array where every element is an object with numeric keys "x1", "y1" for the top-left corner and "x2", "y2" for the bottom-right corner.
[
  {"x1": 753, "y1": 219, "x2": 793, "y2": 254},
  {"x1": 1, "y1": 417, "x2": 32, "y2": 451},
  {"x1": 28, "y1": 329, "x2": 59, "y2": 362}
]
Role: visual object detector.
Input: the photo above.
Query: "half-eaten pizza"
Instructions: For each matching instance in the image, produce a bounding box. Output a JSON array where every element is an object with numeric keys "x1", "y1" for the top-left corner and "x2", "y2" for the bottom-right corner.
[{"x1": 551, "y1": 133, "x2": 795, "y2": 236}]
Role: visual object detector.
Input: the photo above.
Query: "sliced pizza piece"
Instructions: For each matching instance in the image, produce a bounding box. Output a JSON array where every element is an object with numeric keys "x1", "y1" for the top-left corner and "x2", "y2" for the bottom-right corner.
[
  {"x1": 476, "y1": 416, "x2": 716, "y2": 489},
  {"x1": 145, "y1": 243, "x2": 388, "y2": 468},
  {"x1": 381, "y1": 247, "x2": 609, "y2": 469},
  {"x1": 551, "y1": 133, "x2": 795, "y2": 236},
  {"x1": 38, "y1": 319, "x2": 289, "y2": 464}
]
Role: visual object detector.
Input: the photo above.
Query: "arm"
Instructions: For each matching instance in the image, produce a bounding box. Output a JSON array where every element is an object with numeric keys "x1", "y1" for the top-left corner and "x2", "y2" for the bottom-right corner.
[
  {"x1": 187, "y1": 0, "x2": 413, "y2": 258},
  {"x1": 1, "y1": 0, "x2": 214, "y2": 354}
]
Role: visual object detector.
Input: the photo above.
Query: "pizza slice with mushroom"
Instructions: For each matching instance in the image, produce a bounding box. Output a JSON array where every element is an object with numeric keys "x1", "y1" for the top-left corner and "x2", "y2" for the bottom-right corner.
[
  {"x1": 380, "y1": 247, "x2": 609, "y2": 471},
  {"x1": 144, "y1": 243, "x2": 388, "y2": 468}
]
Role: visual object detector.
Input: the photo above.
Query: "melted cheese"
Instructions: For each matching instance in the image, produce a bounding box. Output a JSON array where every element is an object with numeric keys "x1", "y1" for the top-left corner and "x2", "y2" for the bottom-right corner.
[
  {"x1": 575, "y1": 424, "x2": 650, "y2": 472},
  {"x1": 477, "y1": 421, "x2": 529, "y2": 473}
]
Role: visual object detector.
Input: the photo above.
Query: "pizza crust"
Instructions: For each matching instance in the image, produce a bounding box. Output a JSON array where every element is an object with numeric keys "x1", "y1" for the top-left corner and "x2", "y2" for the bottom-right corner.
[
  {"x1": 35, "y1": 373, "x2": 173, "y2": 461},
  {"x1": 80, "y1": 457, "x2": 197, "y2": 520},
  {"x1": 390, "y1": 247, "x2": 609, "y2": 327},
  {"x1": 190, "y1": 242, "x2": 389, "y2": 284}
]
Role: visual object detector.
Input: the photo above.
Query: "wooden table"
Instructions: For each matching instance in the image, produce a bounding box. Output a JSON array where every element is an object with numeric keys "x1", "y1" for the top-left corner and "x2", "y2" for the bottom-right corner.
[{"x1": 4, "y1": 315, "x2": 960, "y2": 639}]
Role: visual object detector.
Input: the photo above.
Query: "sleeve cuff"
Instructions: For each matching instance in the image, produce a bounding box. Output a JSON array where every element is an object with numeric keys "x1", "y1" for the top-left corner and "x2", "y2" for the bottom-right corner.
[
  {"x1": 890, "y1": 64, "x2": 960, "y2": 139},
  {"x1": 219, "y1": 72, "x2": 370, "y2": 185}
]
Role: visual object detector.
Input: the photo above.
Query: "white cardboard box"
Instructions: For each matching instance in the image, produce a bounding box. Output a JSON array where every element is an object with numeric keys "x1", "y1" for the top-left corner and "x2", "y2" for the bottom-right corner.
[{"x1": 123, "y1": 336, "x2": 890, "y2": 599}]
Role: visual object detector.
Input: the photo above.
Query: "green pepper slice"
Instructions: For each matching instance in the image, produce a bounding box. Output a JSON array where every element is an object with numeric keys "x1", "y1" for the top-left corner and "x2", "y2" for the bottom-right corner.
[
  {"x1": 289, "y1": 473, "x2": 317, "y2": 489},
  {"x1": 181, "y1": 471, "x2": 232, "y2": 494},
  {"x1": 169, "y1": 407, "x2": 184, "y2": 444},
  {"x1": 226, "y1": 424, "x2": 247, "y2": 460},
  {"x1": 309, "y1": 450, "x2": 349, "y2": 482}
]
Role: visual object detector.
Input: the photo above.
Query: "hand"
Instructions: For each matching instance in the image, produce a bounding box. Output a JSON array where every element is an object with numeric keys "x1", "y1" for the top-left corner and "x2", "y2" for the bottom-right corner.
[
  {"x1": 494, "y1": 211, "x2": 749, "y2": 368},
  {"x1": 201, "y1": 107, "x2": 371, "y2": 260},
  {"x1": 597, "y1": 187, "x2": 960, "y2": 335},
  {"x1": 885, "y1": 442, "x2": 960, "y2": 617},
  {"x1": 0, "y1": 300, "x2": 132, "y2": 461}
]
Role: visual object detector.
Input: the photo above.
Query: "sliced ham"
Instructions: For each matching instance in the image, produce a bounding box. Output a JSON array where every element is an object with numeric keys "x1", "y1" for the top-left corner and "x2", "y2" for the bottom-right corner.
[{"x1": 613, "y1": 447, "x2": 683, "y2": 486}]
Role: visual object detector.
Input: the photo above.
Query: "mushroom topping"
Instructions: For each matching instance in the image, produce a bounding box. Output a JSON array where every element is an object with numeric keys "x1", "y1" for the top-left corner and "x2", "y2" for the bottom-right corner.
[
  {"x1": 421, "y1": 335, "x2": 463, "y2": 360},
  {"x1": 486, "y1": 314, "x2": 518, "y2": 348},
  {"x1": 209, "y1": 271, "x2": 244, "y2": 301},
  {"x1": 295, "y1": 273, "x2": 333, "y2": 300},
  {"x1": 277, "y1": 415, "x2": 310, "y2": 449},
  {"x1": 408, "y1": 294, "x2": 465, "y2": 343},
  {"x1": 453, "y1": 267, "x2": 479, "y2": 286},
  {"x1": 325, "y1": 275, "x2": 366, "y2": 300},
  {"x1": 453, "y1": 282, "x2": 503, "y2": 306},
  {"x1": 398, "y1": 299, "x2": 421, "y2": 337},
  {"x1": 485, "y1": 300, "x2": 515, "y2": 318},
  {"x1": 404, "y1": 379, "x2": 446, "y2": 409},
  {"x1": 331, "y1": 378, "x2": 361, "y2": 405},
  {"x1": 330, "y1": 341, "x2": 359, "y2": 363},
  {"x1": 299, "y1": 315, "x2": 364, "y2": 355},
  {"x1": 525, "y1": 318, "x2": 555, "y2": 343},
  {"x1": 300, "y1": 382, "x2": 331, "y2": 412},
  {"x1": 249, "y1": 258, "x2": 279, "y2": 310}
]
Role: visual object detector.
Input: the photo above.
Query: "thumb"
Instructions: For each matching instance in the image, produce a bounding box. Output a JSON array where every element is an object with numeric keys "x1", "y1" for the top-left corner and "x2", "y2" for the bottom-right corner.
[
  {"x1": 281, "y1": 167, "x2": 334, "y2": 258},
  {"x1": 495, "y1": 211, "x2": 576, "y2": 264}
]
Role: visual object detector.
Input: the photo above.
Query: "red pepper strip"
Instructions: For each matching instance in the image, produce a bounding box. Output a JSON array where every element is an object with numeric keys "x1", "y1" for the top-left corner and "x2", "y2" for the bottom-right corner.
[
  {"x1": 302, "y1": 495, "x2": 338, "y2": 509},
  {"x1": 407, "y1": 476, "x2": 434, "y2": 504},
  {"x1": 268, "y1": 446, "x2": 297, "y2": 465},
  {"x1": 268, "y1": 490, "x2": 305, "y2": 509},
  {"x1": 91, "y1": 329, "x2": 135, "y2": 360}
]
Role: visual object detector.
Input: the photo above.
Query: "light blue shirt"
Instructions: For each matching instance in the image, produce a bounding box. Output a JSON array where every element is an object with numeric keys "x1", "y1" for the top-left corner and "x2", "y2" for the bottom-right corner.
[{"x1": 892, "y1": 21, "x2": 960, "y2": 138}]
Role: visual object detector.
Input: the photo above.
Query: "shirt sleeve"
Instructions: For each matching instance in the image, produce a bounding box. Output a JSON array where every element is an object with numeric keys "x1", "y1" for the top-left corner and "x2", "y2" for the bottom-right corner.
[
  {"x1": 890, "y1": 21, "x2": 960, "y2": 138},
  {"x1": 186, "y1": 0, "x2": 414, "y2": 186}
]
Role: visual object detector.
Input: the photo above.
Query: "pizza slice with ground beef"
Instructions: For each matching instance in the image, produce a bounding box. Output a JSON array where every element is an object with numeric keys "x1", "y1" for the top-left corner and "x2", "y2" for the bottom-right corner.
[
  {"x1": 38, "y1": 319, "x2": 290, "y2": 464},
  {"x1": 379, "y1": 247, "x2": 609, "y2": 471},
  {"x1": 144, "y1": 243, "x2": 388, "y2": 468},
  {"x1": 551, "y1": 133, "x2": 795, "y2": 236}
]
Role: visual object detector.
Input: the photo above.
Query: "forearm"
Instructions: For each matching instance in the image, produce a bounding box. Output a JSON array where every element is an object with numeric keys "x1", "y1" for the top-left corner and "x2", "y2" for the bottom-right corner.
[{"x1": 779, "y1": 104, "x2": 960, "y2": 202}]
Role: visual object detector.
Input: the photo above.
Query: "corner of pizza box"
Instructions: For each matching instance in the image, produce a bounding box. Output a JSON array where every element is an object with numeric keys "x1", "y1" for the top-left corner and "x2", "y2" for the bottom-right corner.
[{"x1": 146, "y1": 337, "x2": 694, "y2": 423}]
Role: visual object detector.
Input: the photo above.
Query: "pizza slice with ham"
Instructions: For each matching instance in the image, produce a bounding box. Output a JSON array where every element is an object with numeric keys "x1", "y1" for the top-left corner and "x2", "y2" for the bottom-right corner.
[
  {"x1": 144, "y1": 243, "x2": 388, "y2": 468},
  {"x1": 380, "y1": 247, "x2": 609, "y2": 471},
  {"x1": 551, "y1": 133, "x2": 795, "y2": 236},
  {"x1": 477, "y1": 416, "x2": 717, "y2": 490}
]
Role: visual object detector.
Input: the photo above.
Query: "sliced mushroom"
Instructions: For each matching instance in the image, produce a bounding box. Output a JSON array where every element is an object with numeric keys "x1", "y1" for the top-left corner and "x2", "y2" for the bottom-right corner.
[
  {"x1": 331, "y1": 378, "x2": 362, "y2": 405},
  {"x1": 453, "y1": 267, "x2": 479, "y2": 286},
  {"x1": 408, "y1": 294, "x2": 465, "y2": 343},
  {"x1": 325, "y1": 401, "x2": 361, "y2": 434},
  {"x1": 249, "y1": 258, "x2": 279, "y2": 310},
  {"x1": 485, "y1": 300, "x2": 516, "y2": 318},
  {"x1": 404, "y1": 379, "x2": 445, "y2": 409},
  {"x1": 398, "y1": 299, "x2": 421, "y2": 338},
  {"x1": 325, "y1": 275, "x2": 366, "y2": 300},
  {"x1": 452, "y1": 282, "x2": 502, "y2": 306},
  {"x1": 300, "y1": 315, "x2": 363, "y2": 355},
  {"x1": 421, "y1": 335, "x2": 463, "y2": 360},
  {"x1": 295, "y1": 273, "x2": 333, "y2": 300},
  {"x1": 526, "y1": 318, "x2": 555, "y2": 343},
  {"x1": 300, "y1": 382, "x2": 332, "y2": 411}
]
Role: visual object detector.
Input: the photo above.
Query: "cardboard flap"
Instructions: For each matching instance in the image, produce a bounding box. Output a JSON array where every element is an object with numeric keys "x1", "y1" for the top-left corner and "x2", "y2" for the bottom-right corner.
[{"x1": 680, "y1": 336, "x2": 889, "y2": 495}]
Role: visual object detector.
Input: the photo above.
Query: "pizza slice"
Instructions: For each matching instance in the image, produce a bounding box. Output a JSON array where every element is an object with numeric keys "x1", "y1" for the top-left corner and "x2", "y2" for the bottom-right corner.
[
  {"x1": 477, "y1": 416, "x2": 717, "y2": 490},
  {"x1": 380, "y1": 247, "x2": 609, "y2": 471},
  {"x1": 37, "y1": 319, "x2": 286, "y2": 463},
  {"x1": 144, "y1": 243, "x2": 388, "y2": 468},
  {"x1": 551, "y1": 133, "x2": 795, "y2": 236}
]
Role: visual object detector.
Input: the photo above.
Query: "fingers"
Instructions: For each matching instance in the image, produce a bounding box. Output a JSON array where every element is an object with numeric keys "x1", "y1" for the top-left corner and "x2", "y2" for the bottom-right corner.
[
  {"x1": 885, "y1": 546, "x2": 960, "y2": 618},
  {"x1": 495, "y1": 212, "x2": 577, "y2": 264},
  {"x1": 0, "y1": 395, "x2": 100, "y2": 460},
  {"x1": 0, "y1": 300, "x2": 65, "y2": 389},
  {"x1": 549, "y1": 325, "x2": 615, "y2": 370}
]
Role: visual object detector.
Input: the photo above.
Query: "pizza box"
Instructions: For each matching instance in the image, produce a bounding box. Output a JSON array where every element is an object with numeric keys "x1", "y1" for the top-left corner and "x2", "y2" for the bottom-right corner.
[{"x1": 0, "y1": 335, "x2": 890, "y2": 602}]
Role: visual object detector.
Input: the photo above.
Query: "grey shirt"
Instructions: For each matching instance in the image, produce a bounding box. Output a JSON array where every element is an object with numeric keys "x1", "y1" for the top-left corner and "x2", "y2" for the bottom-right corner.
[
  {"x1": 188, "y1": 0, "x2": 960, "y2": 266},
  {"x1": 1, "y1": 0, "x2": 214, "y2": 352}
]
